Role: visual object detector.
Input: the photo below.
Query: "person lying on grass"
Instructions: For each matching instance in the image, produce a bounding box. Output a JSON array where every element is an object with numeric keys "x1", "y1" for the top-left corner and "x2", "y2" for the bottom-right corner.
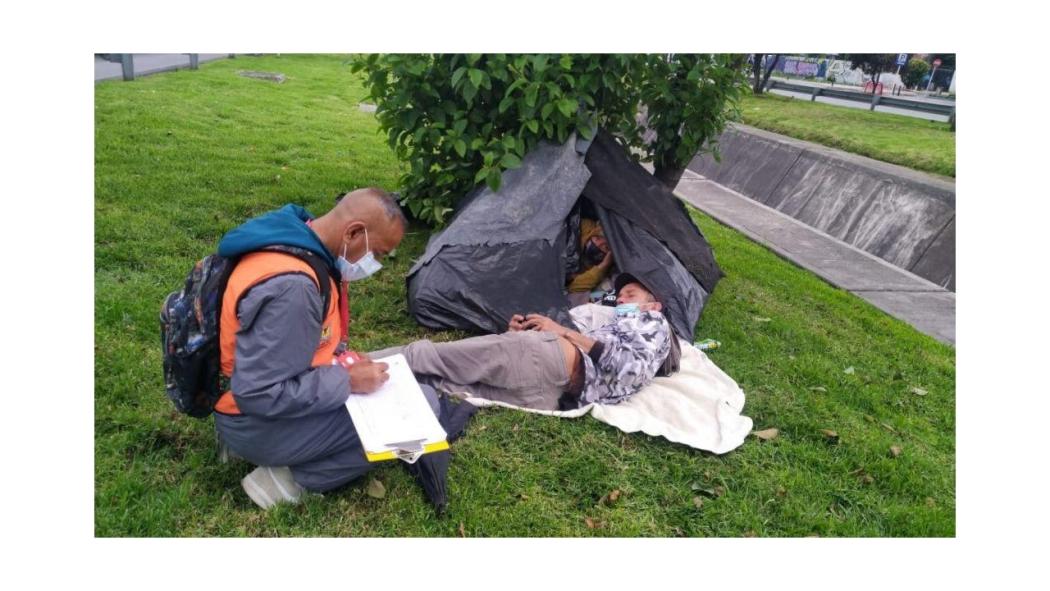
[{"x1": 377, "y1": 273, "x2": 681, "y2": 411}]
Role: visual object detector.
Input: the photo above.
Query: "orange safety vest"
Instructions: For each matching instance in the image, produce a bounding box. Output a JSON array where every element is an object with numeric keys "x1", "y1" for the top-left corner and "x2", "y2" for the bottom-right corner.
[{"x1": 214, "y1": 251, "x2": 343, "y2": 415}]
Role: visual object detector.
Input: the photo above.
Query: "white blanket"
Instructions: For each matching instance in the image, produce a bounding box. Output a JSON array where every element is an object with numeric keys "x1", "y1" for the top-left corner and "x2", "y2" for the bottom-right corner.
[{"x1": 452, "y1": 339, "x2": 754, "y2": 455}]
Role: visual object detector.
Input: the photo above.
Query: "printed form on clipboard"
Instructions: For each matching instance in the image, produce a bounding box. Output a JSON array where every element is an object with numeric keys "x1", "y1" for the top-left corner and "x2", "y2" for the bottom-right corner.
[{"x1": 344, "y1": 354, "x2": 448, "y2": 464}]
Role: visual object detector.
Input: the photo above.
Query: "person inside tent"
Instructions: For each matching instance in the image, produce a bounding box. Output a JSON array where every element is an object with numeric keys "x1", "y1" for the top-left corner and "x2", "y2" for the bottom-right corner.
[
  {"x1": 376, "y1": 273, "x2": 681, "y2": 411},
  {"x1": 566, "y1": 218, "x2": 615, "y2": 305}
]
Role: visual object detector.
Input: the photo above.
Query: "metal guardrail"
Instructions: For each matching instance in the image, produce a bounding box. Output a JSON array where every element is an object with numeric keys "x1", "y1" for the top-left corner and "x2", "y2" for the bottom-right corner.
[
  {"x1": 767, "y1": 79, "x2": 956, "y2": 118},
  {"x1": 108, "y1": 54, "x2": 235, "y2": 81}
]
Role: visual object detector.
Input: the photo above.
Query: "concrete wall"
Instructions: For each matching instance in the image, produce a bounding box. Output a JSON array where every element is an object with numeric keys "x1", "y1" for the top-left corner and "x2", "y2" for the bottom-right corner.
[{"x1": 688, "y1": 124, "x2": 955, "y2": 290}]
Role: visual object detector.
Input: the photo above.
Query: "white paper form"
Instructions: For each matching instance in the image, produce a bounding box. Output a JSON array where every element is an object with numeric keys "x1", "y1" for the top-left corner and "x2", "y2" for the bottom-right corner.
[{"x1": 344, "y1": 354, "x2": 447, "y2": 460}]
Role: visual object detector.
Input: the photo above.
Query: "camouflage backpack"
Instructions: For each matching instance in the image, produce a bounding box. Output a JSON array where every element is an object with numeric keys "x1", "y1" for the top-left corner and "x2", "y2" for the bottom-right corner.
[{"x1": 159, "y1": 247, "x2": 332, "y2": 418}]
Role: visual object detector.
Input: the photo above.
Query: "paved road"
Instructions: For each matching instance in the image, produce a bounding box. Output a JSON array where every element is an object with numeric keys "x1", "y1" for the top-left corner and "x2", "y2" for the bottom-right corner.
[
  {"x1": 767, "y1": 87, "x2": 951, "y2": 123},
  {"x1": 674, "y1": 170, "x2": 955, "y2": 345},
  {"x1": 95, "y1": 54, "x2": 231, "y2": 82},
  {"x1": 769, "y1": 76, "x2": 956, "y2": 105}
]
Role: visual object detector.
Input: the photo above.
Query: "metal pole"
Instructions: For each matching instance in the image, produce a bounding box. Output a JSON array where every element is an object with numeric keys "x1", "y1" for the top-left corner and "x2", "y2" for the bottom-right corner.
[
  {"x1": 925, "y1": 65, "x2": 939, "y2": 92},
  {"x1": 189, "y1": 54, "x2": 199, "y2": 70},
  {"x1": 120, "y1": 53, "x2": 135, "y2": 81}
]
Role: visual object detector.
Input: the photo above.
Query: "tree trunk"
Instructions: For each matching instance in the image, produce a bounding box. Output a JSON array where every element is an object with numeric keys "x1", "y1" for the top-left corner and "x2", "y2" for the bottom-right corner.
[
  {"x1": 760, "y1": 54, "x2": 785, "y2": 93},
  {"x1": 653, "y1": 163, "x2": 685, "y2": 188},
  {"x1": 754, "y1": 54, "x2": 780, "y2": 94},
  {"x1": 752, "y1": 54, "x2": 763, "y2": 93}
]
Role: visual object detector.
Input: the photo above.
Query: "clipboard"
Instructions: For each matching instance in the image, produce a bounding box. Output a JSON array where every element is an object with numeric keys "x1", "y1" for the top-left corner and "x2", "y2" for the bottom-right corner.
[{"x1": 344, "y1": 354, "x2": 448, "y2": 464}]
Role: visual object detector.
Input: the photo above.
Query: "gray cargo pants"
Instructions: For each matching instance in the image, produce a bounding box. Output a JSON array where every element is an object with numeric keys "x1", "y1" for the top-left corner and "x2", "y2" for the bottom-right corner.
[
  {"x1": 215, "y1": 385, "x2": 440, "y2": 492},
  {"x1": 372, "y1": 331, "x2": 570, "y2": 411}
]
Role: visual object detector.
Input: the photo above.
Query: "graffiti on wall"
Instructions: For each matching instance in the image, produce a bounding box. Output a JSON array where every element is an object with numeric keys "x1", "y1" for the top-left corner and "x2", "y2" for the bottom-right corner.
[{"x1": 781, "y1": 58, "x2": 820, "y2": 77}]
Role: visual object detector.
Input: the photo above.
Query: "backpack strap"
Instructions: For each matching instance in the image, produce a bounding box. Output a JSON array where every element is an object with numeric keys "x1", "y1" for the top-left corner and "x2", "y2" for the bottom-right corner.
[
  {"x1": 255, "y1": 246, "x2": 334, "y2": 317},
  {"x1": 296, "y1": 251, "x2": 334, "y2": 318}
]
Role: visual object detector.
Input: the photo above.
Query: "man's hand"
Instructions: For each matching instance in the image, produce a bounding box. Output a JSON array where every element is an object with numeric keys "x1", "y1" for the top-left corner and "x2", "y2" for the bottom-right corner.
[
  {"x1": 507, "y1": 314, "x2": 527, "y2": 332},
  {"x1": 347, "y1": 358, "x2": 389, "y2": 394},
  {"x1": 523, "y1": 313, "x2": 566, "y2": 336}
]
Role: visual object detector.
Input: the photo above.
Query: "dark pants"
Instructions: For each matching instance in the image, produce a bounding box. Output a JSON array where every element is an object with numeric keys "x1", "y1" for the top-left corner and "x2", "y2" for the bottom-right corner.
[{"x1": 215, "y1": 385, "x2": 440, "y2": 492}]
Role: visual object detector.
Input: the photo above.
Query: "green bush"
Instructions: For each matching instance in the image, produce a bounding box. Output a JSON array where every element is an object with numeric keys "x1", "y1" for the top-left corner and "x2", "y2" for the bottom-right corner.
[
  {"x1": 636, "y1": 54, "x2": 745, "y2": 186},
  {"x1": 903, "y1": 58, "x2": 930, "y2": 89},
  {"x1": 351, "y1": 54, "x2": 746, "y2": 226}
]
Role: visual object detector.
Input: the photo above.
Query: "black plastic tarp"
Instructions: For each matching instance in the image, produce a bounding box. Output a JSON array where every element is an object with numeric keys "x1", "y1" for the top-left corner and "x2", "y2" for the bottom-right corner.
[
  {"x1": 406, "y1": 129, "x2": 722, "y2": 341},
  {"x1": 581, "y1": 129, "x2": 723, "y2": 294},
  {"x1": 594, "y1": 205, "x2": 707, "y2": 341},
  {"x1": 407, "y1": 134, "x2": 589, "y2": 334}
]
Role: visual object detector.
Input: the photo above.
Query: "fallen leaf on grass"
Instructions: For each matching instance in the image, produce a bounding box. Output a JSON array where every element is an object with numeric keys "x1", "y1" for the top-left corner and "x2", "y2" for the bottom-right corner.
[
  {"x1": 743, "y1": 530, "x2": 758, "y2": 537},
  {"x1": 690, "y1": 482, "x2": 718, "y2": 498},
  {"x1": 843, "y1": 366, "x2": 856, "y2": 375},
  {"x1": 366, "y1": 478, "x2": 386, "y2": 499},
  {"x1": 809, "y1": 386, "x2": 827, "y2": 392},
  {"x1": 518, "y1": 493, "x2": 530, "y2": 501},
  {"x1": 752, "y1": 316, "x2": 772, "y2": 323},
  {"x1": 820, "y1": 429, "x2": 840, "y2": 444},
  {"x1": 584, "y1": 517, "x2": 603, "y2": 529},
  {"x1": 600, "y1": 489, "x2": 622, "y2": 506},
  {"x1": 714, "y1": 486, "x2": 726, "y2": 498},
  {"x1": 910, "y1": 386, "x2": 928, "y2": 396},
  {"x1": 693, "y1": 496, "x2": 705, "y2": 509},
  {"x1": 458, "y1": 522, "x2": 466, "y2": 537},
  {"x1": 880, "y1": 422, "x2": 897, "y2": 433},
  {"x1": 889, "y1": 445, "x2": 903, "y2": 458},
  {"x1": 925, "y1": 497, "x2": 936, "y2": 508},
  {"x1": 753, "y1": 428, "x2": 779, "y2": 441},
  {"x1": 862, "y1": 474, "x2": 875, "y2": 485},
  {"x1": 776, "y1": 486, "x2": 788, "y2": 498}
]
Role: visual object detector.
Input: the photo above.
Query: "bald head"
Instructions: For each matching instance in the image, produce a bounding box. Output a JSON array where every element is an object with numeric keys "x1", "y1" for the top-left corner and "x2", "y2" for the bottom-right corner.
[
  {"x1": 331, "y1": 188, "x2": 407, "y2": 230},
  {"x1": 312, "y1": 187, "x2": 407, "y2": 264}
]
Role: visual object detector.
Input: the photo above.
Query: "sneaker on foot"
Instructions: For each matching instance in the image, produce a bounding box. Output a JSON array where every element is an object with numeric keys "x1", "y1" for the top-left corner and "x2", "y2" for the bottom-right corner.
[{"x1": 241, "y1": 466, "x2": 304, "y2": 510}]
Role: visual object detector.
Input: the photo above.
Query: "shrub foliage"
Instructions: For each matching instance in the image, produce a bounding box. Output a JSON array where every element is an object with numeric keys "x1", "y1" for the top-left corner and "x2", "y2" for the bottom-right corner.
[{"x1": 351, "y1": 54, "x2": 745, "y2": 226}]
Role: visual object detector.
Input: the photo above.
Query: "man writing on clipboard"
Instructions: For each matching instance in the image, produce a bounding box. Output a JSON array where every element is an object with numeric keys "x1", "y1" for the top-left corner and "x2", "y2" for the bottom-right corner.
[{"x1": 212, "y1": 189, "x2": 449, "y2": 510}]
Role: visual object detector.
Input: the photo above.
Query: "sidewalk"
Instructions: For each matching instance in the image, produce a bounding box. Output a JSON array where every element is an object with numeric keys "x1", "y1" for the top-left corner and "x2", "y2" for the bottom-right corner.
[
  {"x1": 675, "y1": 170, "x2": 955, "y2": 345},
  {"x1": 95, "y1": 54, "x2": 231, "y2": 82}
]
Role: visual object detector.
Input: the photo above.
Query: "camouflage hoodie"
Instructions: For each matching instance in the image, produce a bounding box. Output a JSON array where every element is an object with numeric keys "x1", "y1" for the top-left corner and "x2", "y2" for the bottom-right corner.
[{"x1": 569, "y1": 304, "x2": 672, "y2": 406}]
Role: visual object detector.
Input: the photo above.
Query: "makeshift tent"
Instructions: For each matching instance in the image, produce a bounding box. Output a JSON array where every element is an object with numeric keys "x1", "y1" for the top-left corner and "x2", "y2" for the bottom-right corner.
[{"x1": 406, "y1": 129, "x2": 722, "y2": 341}]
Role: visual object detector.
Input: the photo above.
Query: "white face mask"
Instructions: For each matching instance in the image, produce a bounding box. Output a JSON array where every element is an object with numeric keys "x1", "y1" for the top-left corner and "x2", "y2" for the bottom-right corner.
[{"x1": 336, "y1": 227, "x2": 383, "y2": 282}]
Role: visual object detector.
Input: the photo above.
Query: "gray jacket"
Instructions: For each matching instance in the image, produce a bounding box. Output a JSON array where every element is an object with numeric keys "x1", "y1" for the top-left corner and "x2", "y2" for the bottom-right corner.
[{"x1": 228, "y1": 273, "x2": 350, "y2": 418}]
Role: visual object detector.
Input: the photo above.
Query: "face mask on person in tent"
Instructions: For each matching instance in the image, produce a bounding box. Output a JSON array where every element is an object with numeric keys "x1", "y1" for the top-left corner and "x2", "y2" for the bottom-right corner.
[
  {"x1": 337, "y1": 227, "x2": 383, "y2": 282},
  {"x1": 583, "y1": 239, "x2": 605, "y2": 266}
]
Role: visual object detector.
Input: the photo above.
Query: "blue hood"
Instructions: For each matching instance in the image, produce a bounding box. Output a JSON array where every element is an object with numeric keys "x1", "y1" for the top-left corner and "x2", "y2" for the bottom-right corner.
[{"x1": 217, "y1": 204, "x2": 336, "y2": 268}]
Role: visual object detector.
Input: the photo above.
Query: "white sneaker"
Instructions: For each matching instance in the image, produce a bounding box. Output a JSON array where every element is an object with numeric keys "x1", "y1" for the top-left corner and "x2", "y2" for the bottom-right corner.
[{"x1": 241, "y1": 466, "x2": 304, "y2": 509}]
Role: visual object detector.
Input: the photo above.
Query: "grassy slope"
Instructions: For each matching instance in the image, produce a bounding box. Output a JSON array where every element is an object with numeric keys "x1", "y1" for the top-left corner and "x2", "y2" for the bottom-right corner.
[
  {"x1": 740, "y1": 92, "x2": 956, "y2": 178},
  {"x1": 95, "y1": 55, "x2": 955, "y2": 537}
]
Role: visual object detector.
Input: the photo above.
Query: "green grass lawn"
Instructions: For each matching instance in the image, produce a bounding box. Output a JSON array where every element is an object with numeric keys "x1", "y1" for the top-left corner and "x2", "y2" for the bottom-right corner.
[
  {"x1": 95, "y1": 54, "x2": 955, "y2": 537},
  {"x1": 740, "y1": 92, "x2": 956, "y2": 178}
]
